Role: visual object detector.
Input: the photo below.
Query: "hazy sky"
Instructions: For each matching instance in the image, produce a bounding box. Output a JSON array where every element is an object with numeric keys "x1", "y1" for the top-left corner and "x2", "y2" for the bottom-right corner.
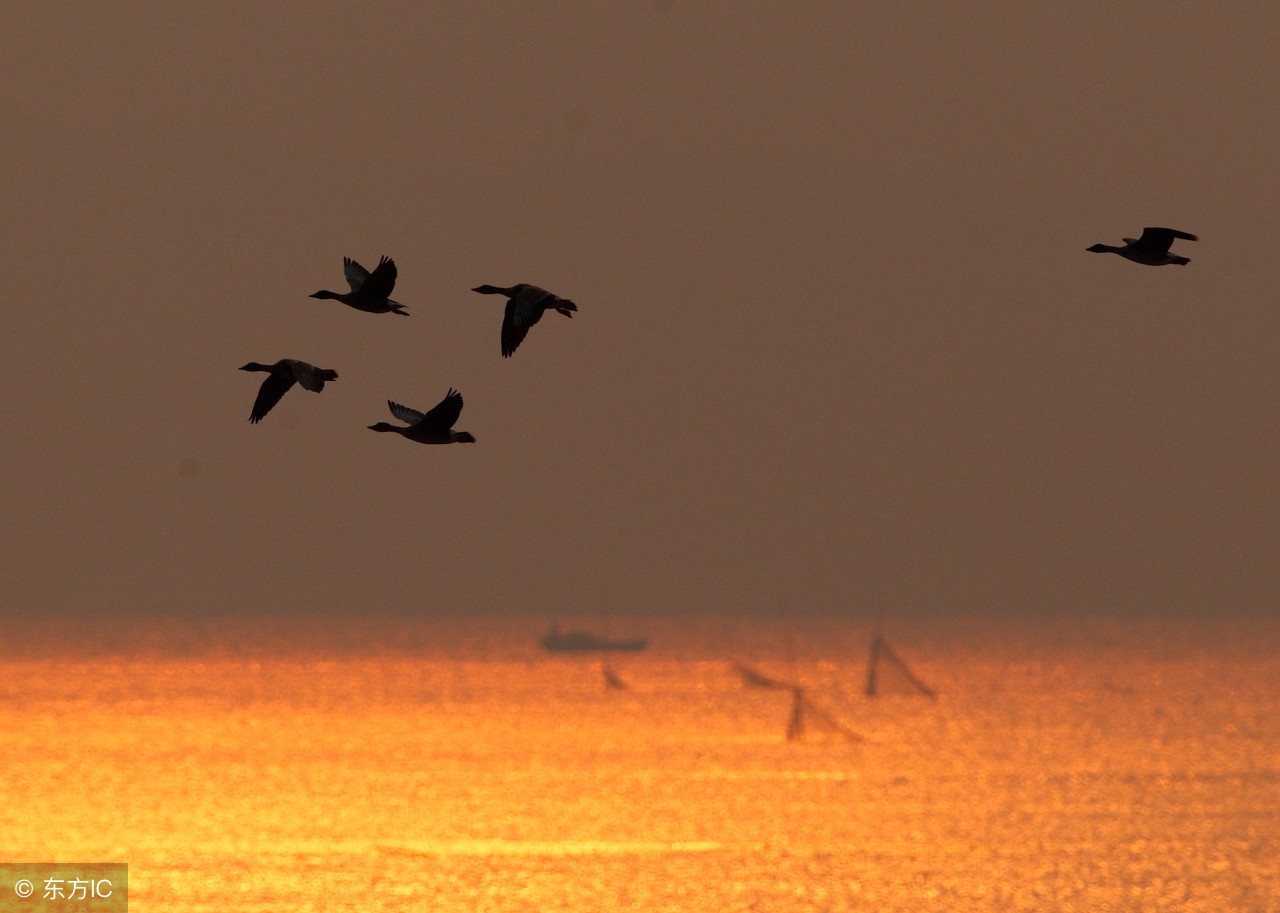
[{"x1": 3, "y1": 3, "x2": 1279, "y2": 621}]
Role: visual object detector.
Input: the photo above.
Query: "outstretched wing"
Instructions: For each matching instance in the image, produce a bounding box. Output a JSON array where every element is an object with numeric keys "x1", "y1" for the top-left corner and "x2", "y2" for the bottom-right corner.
[
  {"x1": 388, "y1": 401, "x2": 426, "y2": 426},
  {"x1": 1137, "y1": 227, "x2": 1198, "y2": 253},
  {"x1": 362, "y1": 256, "x2": 398, "y2": 299},
  {"x1": 501, "y1": 289, "x2": 551, "y2": 357},
  {"x1": 501, "y1": 300, "x2": 532, "y2": 357},
  {"x1": 421, "y1": 388, "x2": 464, "y2": 430},
  {"x1": 1145, "y1": 227, "x2": 1198, "y2": 242},
  {"x1": 343, "y1": 257, "x2": 371, "y2": 293},
  {"x1": 249, "y1": 372, "x2": 296, "y2": 423}
]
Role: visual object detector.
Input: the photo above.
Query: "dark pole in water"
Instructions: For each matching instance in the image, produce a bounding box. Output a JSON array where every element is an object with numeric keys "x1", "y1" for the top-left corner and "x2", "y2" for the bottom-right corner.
[
  {"x1": 864, "y1": 633, "x2": 882, "y2": 697},
  {"x1": 786, "y1": 687, "x2": 805, "y2": 741}
]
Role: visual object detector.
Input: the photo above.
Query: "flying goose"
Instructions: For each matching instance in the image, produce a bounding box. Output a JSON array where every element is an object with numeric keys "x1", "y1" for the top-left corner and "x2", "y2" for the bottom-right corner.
[
  {"x1": 240, "y1": 359, "x2": 338, "y2": 424},
  {"x1": 471, "y1": 284, "x2": 577, "y2": 357},
  {"x1": 311, "y1": 256, "x2": 408, "y2": 314},
  {"x1": 368, "y1": 389, "x2": 475, "y2": 444},
  {"x1": 1087, "y1": 227, "x2": 1198, "y2": 266}
]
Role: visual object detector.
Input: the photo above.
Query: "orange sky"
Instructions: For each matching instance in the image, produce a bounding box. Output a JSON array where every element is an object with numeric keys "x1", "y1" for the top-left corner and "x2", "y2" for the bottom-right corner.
[{"x1": 2, "y1": 3, "x2": 1279, "y2": 621}]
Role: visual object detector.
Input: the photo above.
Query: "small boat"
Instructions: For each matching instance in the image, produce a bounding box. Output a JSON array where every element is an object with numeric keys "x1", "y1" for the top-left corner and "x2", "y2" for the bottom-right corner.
[{"x1": 540, "y1": 623, "x2": 647, "y2": 653}]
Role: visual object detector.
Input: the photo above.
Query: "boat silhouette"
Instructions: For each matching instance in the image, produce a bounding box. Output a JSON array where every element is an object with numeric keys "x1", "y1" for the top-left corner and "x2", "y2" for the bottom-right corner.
[{"x1": 540, "y1": 623, "x2": 648, "y2": 653}]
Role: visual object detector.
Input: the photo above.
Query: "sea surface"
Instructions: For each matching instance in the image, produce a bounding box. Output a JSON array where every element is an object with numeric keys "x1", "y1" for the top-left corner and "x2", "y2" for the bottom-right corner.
[{"x1": 1, "y1": 614, "x2": 1277, "y2": 912}]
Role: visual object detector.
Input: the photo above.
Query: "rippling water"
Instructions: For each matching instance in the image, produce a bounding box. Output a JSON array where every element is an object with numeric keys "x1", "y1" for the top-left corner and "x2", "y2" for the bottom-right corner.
[{"x1": 1, "y1": 615, "x2": 1276, "y2": 912}]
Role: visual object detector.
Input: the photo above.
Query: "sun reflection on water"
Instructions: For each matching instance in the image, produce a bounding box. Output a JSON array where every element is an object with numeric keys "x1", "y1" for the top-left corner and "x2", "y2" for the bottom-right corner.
[{"x1": 0, "y1": 616, "x2": 1276, "y2": 912}]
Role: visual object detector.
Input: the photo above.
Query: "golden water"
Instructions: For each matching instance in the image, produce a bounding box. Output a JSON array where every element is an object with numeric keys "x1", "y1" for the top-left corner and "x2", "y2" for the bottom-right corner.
[{"x1": 1, "y1": 616, "x2": 1277, "y2": 912}]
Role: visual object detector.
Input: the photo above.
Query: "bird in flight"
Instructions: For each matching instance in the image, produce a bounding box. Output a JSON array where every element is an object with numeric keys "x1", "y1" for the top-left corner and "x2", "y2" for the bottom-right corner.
[
  {"x1": 240, "y1": 359, "x2": 338, "y2": 424},
  {"x1": 472, "y1": 283, "x2": 577, "y2": 357},
  {"x1": 1087, "y1": 227, "x2": 1198, "y2": 266},
  {"x1": 368, "y1": 389, "x2": 476, "y2": 444},
  {"x1": 311, "y1": 256, "x2": 409, "y2": 314}
]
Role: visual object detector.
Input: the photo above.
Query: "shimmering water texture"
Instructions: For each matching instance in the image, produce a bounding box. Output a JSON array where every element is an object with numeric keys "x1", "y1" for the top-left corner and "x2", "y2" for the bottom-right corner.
[{"x1": 1, "y1": 617, "x2": 1277, "y2": 912}]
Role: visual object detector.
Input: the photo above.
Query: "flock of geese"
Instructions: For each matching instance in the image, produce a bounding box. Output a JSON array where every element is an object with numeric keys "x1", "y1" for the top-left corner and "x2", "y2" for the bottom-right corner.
[
  {"x1": 239, "y1": 256, "x2": 578, "y2": 442},
  {"x1": 241, "y1": 226, "x2": 1195, "y2": 444}
]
